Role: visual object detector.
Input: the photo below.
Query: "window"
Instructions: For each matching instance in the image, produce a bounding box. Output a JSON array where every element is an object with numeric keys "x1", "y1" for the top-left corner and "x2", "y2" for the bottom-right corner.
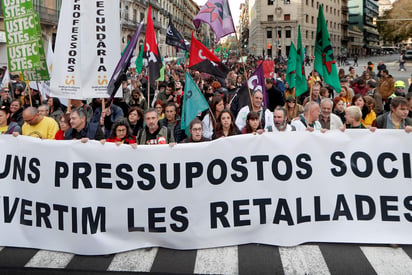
[
  {"x1": 306, "y1": 30, "x2": 308, "y2": 39},
  {"x1": 284, "y1": 14, "x2": 290, "y2": 21},
  {"x1": 311, "y1": 16, "x2": 314, "y2": 24},
  {"x1": 267, "y1": 30, "x2": 272, "y2": 39},
  {"x1": 311, "y1": 31, "x2": 314, "y2": 39},
  {"x1": 140, "y1": 12, "x2": 145, "y2": 22},
  {"x1": 268, "y1": 15, "x2": 274, "y2": 21},
  {"x1": 278, "y1": 30, "x2": 282, "y2": 38},
  {"x1": 125, "y1": 6, "x2": 129, "y2": 20},
  {"x1": 306, "y1": 15, "x2": 309, "y2": 23},
  {"x1": 284, "y1": 0, "x2": 290, "y2": 4},
  {"x1": 268, "y1": 0, "x2": 274, "y2": 5},
  {"x1": 306, "y1": 0, "x2": 308, "y2": 5},
  {"x1": 286, "y1": 29, "x2": 291, "y2": 38},
  {"x1": 133, "y1": 9, "x2": 137, "y2": 22},
  {"x1": 311, "y1": 0, "x2": 314, "y2": 7}
]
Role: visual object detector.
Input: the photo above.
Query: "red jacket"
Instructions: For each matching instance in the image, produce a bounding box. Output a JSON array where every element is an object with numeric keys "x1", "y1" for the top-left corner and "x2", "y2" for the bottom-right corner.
[{"x1": 106, "y1": 136, "x2": 136, "y2": 144}]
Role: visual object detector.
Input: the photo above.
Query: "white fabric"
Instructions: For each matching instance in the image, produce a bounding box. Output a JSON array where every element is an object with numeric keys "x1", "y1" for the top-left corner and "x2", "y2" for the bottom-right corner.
[
  {"x1": 50, "y1": 0, "x2": 121, "y2": 99},
  {"x1": 291, "y1": 117, "x2": 322, "y2": 131},
  {"x1": 235, "y1": 106, "x2": 274, "y2": 131},
  {"x1": 1, "y1": 131, "x2": 412, "y2": 255}
]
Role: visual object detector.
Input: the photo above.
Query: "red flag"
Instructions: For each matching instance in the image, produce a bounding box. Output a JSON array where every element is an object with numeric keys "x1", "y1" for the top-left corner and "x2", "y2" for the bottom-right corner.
[
  {"x1": 189, "y1": 33, "x2": 227, "y2": 79},
  {"x1": 257, "y1": 60, "x2": 275, "y2": 78},
  {"x1": 143, "y1": 6, "x2": 162, "y2": 85}
]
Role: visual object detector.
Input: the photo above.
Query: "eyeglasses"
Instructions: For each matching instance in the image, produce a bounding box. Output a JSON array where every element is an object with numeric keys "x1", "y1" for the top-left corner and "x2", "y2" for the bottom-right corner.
[
  {"x1": 191, "y1": 127, "x2": 202, "y2": 132},
  {"x1": 116, "y1": 128, "x2": 127, "y2": 132},
  {"x1": 24, "y1": 114, "x2": 37, "y2": 124}
]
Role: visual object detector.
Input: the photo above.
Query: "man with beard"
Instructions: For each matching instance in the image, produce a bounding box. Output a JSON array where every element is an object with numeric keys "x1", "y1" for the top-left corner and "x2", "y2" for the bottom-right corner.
[
  {"x1": 319, "y1": 98, "x2": 343, "y2": 130},
  {"x1": 267, "y1": 107, "x2": 296, "y2": 132},
  {"x1": 137, "y1": 108, "x2": 175, "y2": 144}
]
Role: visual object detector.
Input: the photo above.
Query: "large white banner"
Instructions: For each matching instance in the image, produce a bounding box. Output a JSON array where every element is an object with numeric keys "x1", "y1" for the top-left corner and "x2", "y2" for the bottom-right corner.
[
  {"x1": 50, "y1": 0, "x2": 121, "y2": 99},
  {"x1": 1, "y1": 130, "x2": 412, "y2": 255}
]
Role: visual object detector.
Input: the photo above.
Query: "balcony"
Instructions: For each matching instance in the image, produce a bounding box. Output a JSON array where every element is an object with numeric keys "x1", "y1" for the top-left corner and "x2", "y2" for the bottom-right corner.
[{"x1": 0, "y1": 3, "x2": 60, "y2": 25}]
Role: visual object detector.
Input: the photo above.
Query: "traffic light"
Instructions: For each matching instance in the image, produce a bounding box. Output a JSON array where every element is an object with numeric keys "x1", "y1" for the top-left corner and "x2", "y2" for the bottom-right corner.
[{"x1": 373, "y1": 17, "x2": 377, "y2": 25}]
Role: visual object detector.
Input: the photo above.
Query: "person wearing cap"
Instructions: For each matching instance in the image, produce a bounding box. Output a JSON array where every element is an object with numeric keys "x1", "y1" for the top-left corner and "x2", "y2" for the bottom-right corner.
[
  {"x1": 0, "y1": 88, "x2": 11, "y2": 107},
  {"x1": 377, "y1": 69, "x2": 395, "y2": 101},
  {"x1": 235, "y1": 89, "x2": 274, "y2": 131},
  {"x1": 374, "y1": 96, "x2": 412, "y2": 132},
  {"x1": 284, "y1": 95, "x2": 303, "y2": 124}
]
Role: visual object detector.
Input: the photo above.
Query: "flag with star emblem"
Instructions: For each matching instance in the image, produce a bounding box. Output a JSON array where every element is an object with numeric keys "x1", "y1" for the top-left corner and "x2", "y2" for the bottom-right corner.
[
  {"x1": 193, "y1": 0, "x2": 235, "y2": 43},
  {"x1": 166, "y1": 14, "x2": 189, "y2": 51},
  {"x1": 314, "y1": 5, "x2": 341, "y2": 93},
  {"x1": 144, "y1": 6, "x2": 162, "y2": 86},
  {"x1": 189, "y1": 33, "x2": 228, "y2": 79}
]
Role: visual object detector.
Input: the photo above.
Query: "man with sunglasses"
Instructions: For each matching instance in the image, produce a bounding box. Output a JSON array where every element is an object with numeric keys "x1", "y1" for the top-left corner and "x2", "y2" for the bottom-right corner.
[{"x1": 21, "y1": 106, "x2": 59, "y2": 139}]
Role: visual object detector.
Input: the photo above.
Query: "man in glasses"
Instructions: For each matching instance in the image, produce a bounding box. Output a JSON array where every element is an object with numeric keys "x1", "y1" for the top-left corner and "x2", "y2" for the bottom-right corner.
[{"x1": 21, "y1": 107, "x2": 59, "y2": 139}]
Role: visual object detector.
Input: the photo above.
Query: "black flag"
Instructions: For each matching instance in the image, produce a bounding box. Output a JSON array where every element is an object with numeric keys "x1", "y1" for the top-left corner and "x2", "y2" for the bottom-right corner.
[{"x1": 166, "y1": 14, "x2": 189, "y2": 51}]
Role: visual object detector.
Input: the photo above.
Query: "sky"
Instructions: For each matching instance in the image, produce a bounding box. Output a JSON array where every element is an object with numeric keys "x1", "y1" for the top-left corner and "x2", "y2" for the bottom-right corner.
[{"x1": 193, "y1": 0, "x2": 242, "y2": 27}]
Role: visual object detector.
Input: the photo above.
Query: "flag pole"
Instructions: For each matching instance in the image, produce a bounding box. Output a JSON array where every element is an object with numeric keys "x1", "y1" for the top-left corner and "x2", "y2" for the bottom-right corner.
[
  {"x1": 147, "y1": 71, "x2": 151, "y2": 107},
  {"x1": 233, "y1": 19, "x2": 253, "y2": 107}
]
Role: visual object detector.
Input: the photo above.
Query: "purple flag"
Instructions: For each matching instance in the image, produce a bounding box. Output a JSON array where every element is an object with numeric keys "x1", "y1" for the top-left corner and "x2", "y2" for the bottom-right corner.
[
  {"x1": 193, "y1": 0, "x2": 235, "y2": 43},
  {"x1": 107, "y1": 22, "x2": 143, "y2": 100},
  {"x1": 247, "y1": 63, "x2": 268, "y2": 108}
]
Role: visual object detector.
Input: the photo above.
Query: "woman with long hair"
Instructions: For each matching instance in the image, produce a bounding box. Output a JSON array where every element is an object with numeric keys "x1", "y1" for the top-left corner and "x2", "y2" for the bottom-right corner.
[
  {"x1": 352, "y1": 94, "x2": 375, "y2": 127},
  {"x1": 127, "y1": 106, "x2": 144, "y2": 136},
  {"x1": 47, "y1": 97, "x2": 65, "y2": 123},
  {"x1": 9, "y1": 99, "x2": 23, "y2": 126},
  {"x1": 333, "y1": 96, "x2": 346, "y2": 124},
  {"x1": 102, "y1": 118, "x2": 136, "y2": 147},
  {"x1": 241, "y1": 111, "x2": 263, "y2": 134},
  {"x1": 339, "y1": 85, "x2": 352, "y2": 108},
  {"x1": 128, "y1": 88, "x2": 147, "y2": 110},
  {"x1": 284, "y1": 95, "x2": 304, "y2": 123},
  {"x1": 153, "y1": 99, "x2": 165, "y2": 120},
  {"x1": 202, "y1": 94, "x2": 225, "y2": 139},
  {"x1": 0, "y1": 105, "x2": 20, "y2": 135},
  {"x1": 212, "y1": 109, "x2": 240, "y2": 139}
]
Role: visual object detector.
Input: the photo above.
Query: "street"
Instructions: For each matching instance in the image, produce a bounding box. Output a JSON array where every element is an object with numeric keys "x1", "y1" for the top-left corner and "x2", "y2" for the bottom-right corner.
[
  {"x1": 1, "y1": 243, "x2": 412, "y2": 274},
  {"x1": 318, "y1": 53, "x2": 412, "y2": 91},
  {"x1": 1, "y1": 54, "x2": 412, "y2": 275}
]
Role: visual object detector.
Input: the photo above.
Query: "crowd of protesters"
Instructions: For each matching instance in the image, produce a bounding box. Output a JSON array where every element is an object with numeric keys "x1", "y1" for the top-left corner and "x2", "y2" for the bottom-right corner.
[{"x1": 0, "y1": 55, "x2": 411, "y2": 147}]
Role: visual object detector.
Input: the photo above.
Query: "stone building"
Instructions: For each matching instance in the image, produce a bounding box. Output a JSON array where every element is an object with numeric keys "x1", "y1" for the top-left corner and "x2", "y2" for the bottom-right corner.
[{"x1": 247, "y1": 0, "x2": 343, "y2": 58}]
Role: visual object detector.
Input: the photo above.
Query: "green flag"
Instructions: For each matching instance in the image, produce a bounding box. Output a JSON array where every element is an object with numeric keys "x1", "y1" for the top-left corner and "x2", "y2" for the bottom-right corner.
[
  {"x1": 314, "y1": 5, "x2": 341, "y2": 93},
  {"x1": 181, "y1": 72, "x2": 209, "y2": 136},
  {"x1": 156, "y1": 65, "x2": 165, "y2": 81},
  {"x1": 286, "y1": 42, "x2": 297, "y2": 89},
  {"x1": 214, "y1": 46, "x2": 221, "y2": 54},
  {"x1": 135, "y1": 41, "x2": 144, "y2": 74},
  {"x1": 295, "y1": 25, "x2": 307, "y2": 96}
]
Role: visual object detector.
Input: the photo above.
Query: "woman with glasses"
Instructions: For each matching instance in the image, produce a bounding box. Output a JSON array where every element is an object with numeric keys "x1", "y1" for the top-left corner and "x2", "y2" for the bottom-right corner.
[
  {"x1": 181, "y1": 118, "x2": 210, "y2": 143},
  {"x1": 55, "y1": 113, "x2": 71, "y2": 140},
  {"x1": 101, "y1": 118, "x2": 136, "y2": 147}
]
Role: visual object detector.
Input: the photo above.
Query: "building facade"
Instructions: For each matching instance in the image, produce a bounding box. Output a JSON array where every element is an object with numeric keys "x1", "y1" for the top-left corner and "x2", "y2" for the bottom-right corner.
[
  {"x1": 248, "y1": 0, "x2": 343, "y2": 58},
  {"x1": 0, "y1": 0, "x2": 202, "y2": 67},
  {"x1": 349, "y1": 0, "x2": 379, "y2": 55}
]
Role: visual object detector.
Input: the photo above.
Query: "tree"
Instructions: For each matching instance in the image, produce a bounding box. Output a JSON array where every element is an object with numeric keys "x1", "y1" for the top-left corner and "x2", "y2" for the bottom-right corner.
[{"x1": 378, "y1": 0, "x2": 412, "y2": 43}]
